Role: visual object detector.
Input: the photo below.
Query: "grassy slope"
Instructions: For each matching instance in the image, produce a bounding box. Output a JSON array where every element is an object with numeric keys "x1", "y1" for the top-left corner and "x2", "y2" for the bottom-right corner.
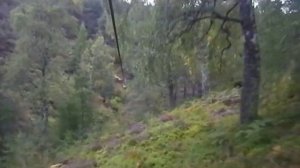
[{"x1": 56, "y1": 89, "x2": 300, "y2": 168}]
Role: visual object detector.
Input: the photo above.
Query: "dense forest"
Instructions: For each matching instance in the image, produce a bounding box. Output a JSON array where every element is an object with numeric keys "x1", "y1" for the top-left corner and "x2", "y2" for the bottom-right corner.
[{"x1": 0, "y1": 0, "x2": 299, "y2": 168}]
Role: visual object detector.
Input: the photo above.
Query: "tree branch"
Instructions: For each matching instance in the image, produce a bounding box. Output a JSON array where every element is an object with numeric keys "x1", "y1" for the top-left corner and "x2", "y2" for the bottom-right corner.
[
  {"x1": 216, "y1": 1, "x2": 239, "y2": 71},
  {"x1": 167, "y1": 0, "x2": 241, "y2": 43}
]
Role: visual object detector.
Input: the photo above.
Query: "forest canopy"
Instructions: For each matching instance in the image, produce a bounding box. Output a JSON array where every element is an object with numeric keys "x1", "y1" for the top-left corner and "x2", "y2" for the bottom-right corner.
[{"x1": 0, "y1": 0, "x2": 299, "y2": 168}]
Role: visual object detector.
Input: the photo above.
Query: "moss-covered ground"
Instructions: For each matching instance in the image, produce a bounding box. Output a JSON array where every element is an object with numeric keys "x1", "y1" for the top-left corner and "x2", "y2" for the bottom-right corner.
[{"x1": 53, "y1": 89, "x2": 300, "y2": 168}]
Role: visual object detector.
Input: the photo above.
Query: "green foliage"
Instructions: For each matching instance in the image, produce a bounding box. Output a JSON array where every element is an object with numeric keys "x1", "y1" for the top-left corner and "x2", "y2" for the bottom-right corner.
[
  {"x1": 122, "y1": 84, "x2": 166, "y2": 121},
  {"x1": 0, "y1": 92, "x2": 19, "y2": 160},
  {"x1": 1, "y1": 0, "x2": 300, "y2": 167},
  {"x1": 57, "y1": 97, "x2": 83, "y2": 139},
  {"x1": 110, "y1": 96, "x2": 122, "y2": 110},
  {"x1": 1, "y1": 0, "x2": 117, "y2": 165},
  {"x1": 53, "y1": 89, "x2": 300, "y2": 168},
  {"x1": 68, "y1": 24, "x2": 88, "y2": 75},
  {"x1": 56, "y1": 80, "x2": 94, "y2": 140},
  {"x1": 0, "y1": 93, "x2": 17, "y2": 135},
  {"x1": 1, "y1": 133, "x2": 54, "y2": 168},
  {"x1": 85, "y1": 37, "x2": 115, "y2": 99}
]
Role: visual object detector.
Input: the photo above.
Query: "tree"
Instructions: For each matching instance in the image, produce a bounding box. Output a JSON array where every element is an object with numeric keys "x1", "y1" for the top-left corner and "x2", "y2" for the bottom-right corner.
[
  {"x1": 239, "y1": 0, "x2": 261, "y2": 123},
  {"x1": 0, "y1": 0, "x2": 16, "y2": 59},
  {"x1": 6, "y1": 0, "x2": 71, "y2": 134},
  {"x1": 165, "y1": 0, "x2": 261, "y2": 123},
  {"x1": 147, "y1": 0, "x2": 191, "y2": 107},
  {"x1": 258, "y1": 0, "x2": 300, "y2": 99},
  {"x1": 82, "y1": 0, "x2": 103, "y2": 38}
]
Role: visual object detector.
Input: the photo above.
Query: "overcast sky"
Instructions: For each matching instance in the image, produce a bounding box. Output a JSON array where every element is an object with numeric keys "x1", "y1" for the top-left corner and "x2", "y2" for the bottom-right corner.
[
  {"x1": 123, "y1": 0, "x2": 155, "y2": 5},
  {"x1": 124, "y1": 0, "x2": 287, "y2": 8}
]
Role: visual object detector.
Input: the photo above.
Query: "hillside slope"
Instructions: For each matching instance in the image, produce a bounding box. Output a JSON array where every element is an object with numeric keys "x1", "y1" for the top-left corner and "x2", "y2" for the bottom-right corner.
[{"x1": 51, "y1": 89, "x2": 300, "y2": 168}]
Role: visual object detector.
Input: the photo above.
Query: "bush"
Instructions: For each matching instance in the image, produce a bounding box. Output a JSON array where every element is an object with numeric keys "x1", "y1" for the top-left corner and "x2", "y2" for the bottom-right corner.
[
  {"x1": 56, "y1": 93, "x2": 94, "y2": 140},
  {"x1": 1, "y1": 133, "x2": 53, "y2": 168}
]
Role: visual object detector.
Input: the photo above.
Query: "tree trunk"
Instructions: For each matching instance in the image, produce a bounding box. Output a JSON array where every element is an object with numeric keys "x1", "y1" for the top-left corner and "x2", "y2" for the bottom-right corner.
[
  {"x1": 192, "y1": 83, "x2": 196, "y2": 97},
  {"x1": 183, "y1": 80, "x2": 187, "y2": 99},
  {"x1": 41, "y1": 54, "x2": 49, "y2": 134},
  {"x1": 290, "y1": 60, "x2": 300, "y2": 98},
  {"x1": 198, "y1": 44, "x2": 209, "y2": 97},
  {"x1": 200, "y1": 59, "x2": 209, "y2": 96},
  {"x1": 81, "y1": 95, "x2": 85, "y2": 132},
  {"x1": 42, "y1": 98, "x2": 49, "y2": 134},
  {"x1": 239, "y1": 0, "x2": 261, "y2": 124},
  {"x1": 168, "y1": 79, "x2": 176, "y2": 108}
]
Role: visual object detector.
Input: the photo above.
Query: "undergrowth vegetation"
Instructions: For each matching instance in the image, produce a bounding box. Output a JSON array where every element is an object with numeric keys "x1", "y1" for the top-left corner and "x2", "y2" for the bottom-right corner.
[{"x1": 49, "y1": 89, "x2": 300, "y2": 168}]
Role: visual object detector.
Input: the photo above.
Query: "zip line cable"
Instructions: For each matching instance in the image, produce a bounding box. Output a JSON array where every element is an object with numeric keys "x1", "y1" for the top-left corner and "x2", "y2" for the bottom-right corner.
[{"x1": 107, "y1": 0, "x2": 125, "y2": 85}]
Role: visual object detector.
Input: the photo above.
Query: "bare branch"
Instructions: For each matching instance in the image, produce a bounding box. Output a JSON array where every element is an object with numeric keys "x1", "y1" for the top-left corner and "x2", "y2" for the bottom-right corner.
[
  {"x1": 167, "y1": 0, "x2": 241, "y2": 43},
  {"x1": 212, "y1": 11, "x2": 241, "y2": 23},
  {"x1": 217, "y1": 1, "x2": 239, "y2": 71},
  {"x1": 200, "y1": 19, "x2": 214, "y2": 41},
  {"x1": 219, "y1": 27, "x2": 232, "y2": 72}
]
